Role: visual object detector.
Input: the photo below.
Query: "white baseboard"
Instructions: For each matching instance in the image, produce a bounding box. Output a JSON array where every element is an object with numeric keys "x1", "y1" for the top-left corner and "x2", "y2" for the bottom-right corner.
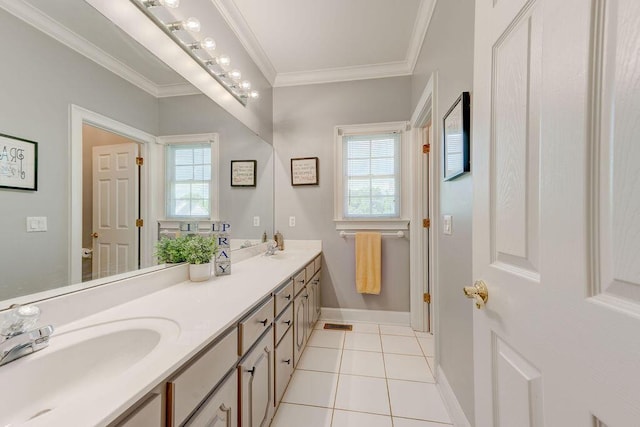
[
  {"x1": 437, "y1": 365, "x2": 472, "y2": 427},
  {"x1": 320, "y1": 307, "x2": 410, "y2": 325}
]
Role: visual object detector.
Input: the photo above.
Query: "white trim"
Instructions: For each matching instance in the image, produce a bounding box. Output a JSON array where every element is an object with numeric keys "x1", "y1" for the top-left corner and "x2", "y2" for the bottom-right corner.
[
  {"x1": 409, "y1": 73, "x2": 438, "y2": 335},
  {"x1": 211, "y1": 0, "x2": 277, "y2": 86},
  {"x1": 407, "y1": 0, "x2": 438, "y2": 72},
  {"x1": 157, "y1": 133, "x2": 220, "y2": 222},
  {"x1": 320, "y1": 308, "x2": 410, "y2": 326},
  {"x1": 69, "y1": 105, "x2": 158, "y2": 284},
  {"x1": 275, "y1": 61, "x2": 412, "y2": 87},
  {"x1": 0, "y1": 0, "x2": 197, "y2": 99},
  {"x1": 334, "y1": 219, "x2": 409, "y2": 231},
  {"x1": 437, "y1": 365, "x2": 472, "y2": 427}
]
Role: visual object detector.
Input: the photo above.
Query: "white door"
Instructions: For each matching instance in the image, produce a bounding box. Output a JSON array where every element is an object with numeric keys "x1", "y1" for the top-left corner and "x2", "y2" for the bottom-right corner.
[
  {"x1": 92, "y1": 143, "x2": 139, "y2": 278},
  {"x1": 472, "y1": 0, "x2": 640, "y2": 426}
]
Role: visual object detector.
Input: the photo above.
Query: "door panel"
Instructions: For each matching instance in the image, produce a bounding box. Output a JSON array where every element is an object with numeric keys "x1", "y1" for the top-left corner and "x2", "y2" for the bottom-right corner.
[
  {"x1": 473, "y1": 0, "x2": 640, "y2": 425},
  {"x1": 239, "y1": 331, "x2": 273, "y2": 427}
]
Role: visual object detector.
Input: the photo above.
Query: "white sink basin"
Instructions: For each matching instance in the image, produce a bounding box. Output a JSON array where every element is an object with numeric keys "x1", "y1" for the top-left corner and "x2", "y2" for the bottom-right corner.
[{"x1": 0, "y1": 317, "x2": 179, "y2": 425}]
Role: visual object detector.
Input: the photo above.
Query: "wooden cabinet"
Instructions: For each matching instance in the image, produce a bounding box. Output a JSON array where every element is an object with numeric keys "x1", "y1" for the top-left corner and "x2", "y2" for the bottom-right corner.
[
  {"x1": 238, "y1": 330, "x2": 274, "y2": 427},
  {"x1": 305, "y1": 281, "x2": 316, "y2": 340},
  {"x1": 292, "y1": 270, "x2": 306, "y2": 296},
  {"x1": 308, "y1": 272, "x2": 321, "y2": 326},
  {"x1": 238, "y1": 298, "x2": 274, "y2": 356},
  {"x1": 185, "y1": 370, "x2": 237, "y2": 427},
  {"x1": 293, "y1": 289, "x2": 308, "y2": 367},
  {"x1": 273, "y1": 280, "x2": 294, "y2": 316},
  {"x1": 274, "y1": 326, "x2": 294, "y2": 406}
]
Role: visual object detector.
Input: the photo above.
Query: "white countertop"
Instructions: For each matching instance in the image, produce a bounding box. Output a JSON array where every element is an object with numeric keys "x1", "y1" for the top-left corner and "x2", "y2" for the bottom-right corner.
[{"x1": 1, "y1": 241, "x2": 321, "y2": 427}]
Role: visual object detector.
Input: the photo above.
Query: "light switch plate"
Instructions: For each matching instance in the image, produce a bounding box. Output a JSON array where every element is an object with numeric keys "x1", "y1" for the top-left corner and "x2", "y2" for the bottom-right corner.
[
  {"x1": 253, "y1": 216, "x2": 260, "y2": 227},
  {"x1": 27, "y1": 216, "x2": 47, "y2": 232},
  {"x1": 289, "y1": 216, "x2": 296, "y2": 227},
  {"x1": 443, "y1": 215, "x2": 452, "y2": 235}
]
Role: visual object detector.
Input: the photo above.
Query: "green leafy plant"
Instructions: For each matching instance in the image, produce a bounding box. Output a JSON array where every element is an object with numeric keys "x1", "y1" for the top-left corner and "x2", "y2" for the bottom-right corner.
[
  {"x1": 183, "y1": 235, "x2": 218, "y2": 265},
  {"x1": 155, "y1": 236, "x2": 188, "y2": 264}
]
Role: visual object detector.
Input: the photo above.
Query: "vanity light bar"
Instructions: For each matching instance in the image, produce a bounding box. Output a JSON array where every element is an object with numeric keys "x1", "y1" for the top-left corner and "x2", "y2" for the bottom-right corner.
[{"x1": 132, "y1": 0, "x2": 258, "y2": 106}]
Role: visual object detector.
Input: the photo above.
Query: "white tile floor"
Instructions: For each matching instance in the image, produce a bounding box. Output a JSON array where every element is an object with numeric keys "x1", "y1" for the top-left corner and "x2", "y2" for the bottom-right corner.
[{"x1": 271, "y1": 321, "x2": 452, "y2": 427}]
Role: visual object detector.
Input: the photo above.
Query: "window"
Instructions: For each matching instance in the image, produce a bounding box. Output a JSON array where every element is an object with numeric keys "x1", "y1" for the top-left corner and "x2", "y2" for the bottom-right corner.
[
  {"x1": 161, "y1": 134, "x2": 219, "y2": 220},
  {"x1": 334, "y1": 122, "x2": 409, "y2": 230},
  {"x1": 343, "y1": 133, "x2": 400, "y2": 217}
]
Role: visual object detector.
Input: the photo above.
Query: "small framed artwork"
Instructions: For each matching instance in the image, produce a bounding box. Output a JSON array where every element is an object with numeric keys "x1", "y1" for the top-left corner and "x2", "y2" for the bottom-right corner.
[
  {"x1": 0, "y1": 132, "x2": 38, "y2": 191},
  {"x1": 230, "y1": 160, "x2": 256, "y2": 187},
  {"x1": 291, "y1": 157, "x2": 319, "y2": 186},
  {"x1": 443, "y1": 92, "x2": 471, "y2": 181}
]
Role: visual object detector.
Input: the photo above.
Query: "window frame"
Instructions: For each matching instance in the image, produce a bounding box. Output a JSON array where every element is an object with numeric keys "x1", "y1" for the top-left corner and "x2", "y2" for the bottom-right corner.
[
  {"x1": 334, "y1": 121, "x2": 410, "y2": 231},
  {"x1": 158, "y1": 133, "x2": 219, "y2": 221}
]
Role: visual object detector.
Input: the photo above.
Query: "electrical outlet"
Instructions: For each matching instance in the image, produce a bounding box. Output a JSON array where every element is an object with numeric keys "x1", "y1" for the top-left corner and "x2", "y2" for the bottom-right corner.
[
  {"x1": 253, "y1": 216, "x2": 260, "y2": 227},
  {"x1": 289, "y1": 216, "x2": 296, "y2": 227},
  {"x1": 443, "y1": 215, "x2": 452, "y2": 235}
]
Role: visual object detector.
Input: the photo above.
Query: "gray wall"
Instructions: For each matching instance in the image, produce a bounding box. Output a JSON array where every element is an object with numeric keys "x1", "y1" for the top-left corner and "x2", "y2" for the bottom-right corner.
[
  {"x1": 158, "y1": 95, "x2": 274, "y2": 240},
  {"x1": 0, "y1": 8, "x2": 158, "y2": 300},
  {"x1": 412, "y1": 0, "x2": 476, "y2": 422},
  {"x1": 273, "y1": 77, "x2": 412, "y2": 312}
]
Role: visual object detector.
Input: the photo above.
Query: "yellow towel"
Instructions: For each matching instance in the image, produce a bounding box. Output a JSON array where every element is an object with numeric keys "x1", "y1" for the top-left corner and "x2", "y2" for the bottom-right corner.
[{"x1": 355, "y1": 232, "x2": 382, "y2": 295}]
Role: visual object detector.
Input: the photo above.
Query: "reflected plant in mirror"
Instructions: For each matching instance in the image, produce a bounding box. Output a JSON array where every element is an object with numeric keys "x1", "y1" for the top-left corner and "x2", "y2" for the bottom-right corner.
[{"x1": 0, "y1": 0, "x2": 274, "y2": 307}]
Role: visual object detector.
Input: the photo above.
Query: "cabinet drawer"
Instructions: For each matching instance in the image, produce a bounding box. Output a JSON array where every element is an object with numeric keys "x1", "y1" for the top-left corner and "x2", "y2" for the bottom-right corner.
[
  {"x1": 239, "y1": 298, "x2": 274, "y2": 356},
  {"x1": 274, "y1": 304, "x2": 293, "y2": 345},
  {"x1": 293, "y1": 270, "x2": 306, "y2": 296},
  {"x1": 305, "y1": 262, "x2": 315, "y2": 284},
  {"x1": 185, "y1": 370, "x2": 237, "y2": 427},
  {"x1": 314, "y1": 255, "x2": 322, "y2": 274},
  {"x1": 116, "y1": 393, "x2": 162, "y2": 427},
  {"x1": 274, "y1": 327, "x2": 294, "y2": 406},
  {"x1": 274, "y1": 280, "x2": 294, "y2": 316},
  {"x1": 169, "y1": 329, "x2": 238, "y2": 427}
]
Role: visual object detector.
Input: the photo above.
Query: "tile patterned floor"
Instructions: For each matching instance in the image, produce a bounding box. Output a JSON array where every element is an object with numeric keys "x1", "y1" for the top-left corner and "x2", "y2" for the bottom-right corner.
[{"x1": 271, "y1": 321, "x2": 451, "y2": 427}]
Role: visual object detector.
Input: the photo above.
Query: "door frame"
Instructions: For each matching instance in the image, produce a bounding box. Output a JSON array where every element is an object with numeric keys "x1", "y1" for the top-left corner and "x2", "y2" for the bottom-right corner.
[
  {"x1": 69, "y1": 105, "x2": 158, "y2": 284},
  {"x1": 410, "y1": 72, "x2": 439, "y2": 335}
]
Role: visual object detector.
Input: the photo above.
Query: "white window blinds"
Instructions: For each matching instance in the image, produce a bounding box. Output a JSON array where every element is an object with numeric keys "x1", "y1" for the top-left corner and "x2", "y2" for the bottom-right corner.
[
  {"x1": 343, "y1": 133, "x2": 401, "y2": 218},
  {"x1": 166, "y1": 144, "x2": 212, "y2": 218}
]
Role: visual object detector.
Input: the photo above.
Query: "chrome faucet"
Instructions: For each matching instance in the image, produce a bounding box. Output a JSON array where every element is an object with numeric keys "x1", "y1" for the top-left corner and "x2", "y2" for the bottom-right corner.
[
  {"x1": 264, "y1": 239, "x2": 279, "y2": 256},
  {"x1": 0, "y1": 305, "x2": 54, "y2": 367}
]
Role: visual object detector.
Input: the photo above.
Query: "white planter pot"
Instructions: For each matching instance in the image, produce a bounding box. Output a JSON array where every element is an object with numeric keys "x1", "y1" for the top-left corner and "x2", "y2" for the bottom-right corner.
[{"x1": 189, "y1": 263, "x2": 211, "y2": 282}]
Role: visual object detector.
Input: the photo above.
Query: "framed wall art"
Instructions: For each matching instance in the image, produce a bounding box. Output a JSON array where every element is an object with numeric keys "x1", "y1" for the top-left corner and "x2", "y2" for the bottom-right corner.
[
  {"x1": 291, "y1": 157, "x2": 319, "y2": 186},
  {"x1": 443, "y1": 92, "x2": 470, "y2": 181},
  {"x1": 0, "y1": 133, "x2": 38, "y2": 191},
  {"x1": 230, "y1": 160, "x2": 256, "y2": 187}
]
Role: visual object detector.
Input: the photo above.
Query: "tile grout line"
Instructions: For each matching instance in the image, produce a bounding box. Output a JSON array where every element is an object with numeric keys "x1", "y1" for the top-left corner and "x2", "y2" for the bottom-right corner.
[
  {"x1": 379, "y1": 325, "x2": 396, "y2": 427},
  {"x1": 329, "y1": 327, "x2": 346, "y2": 426}
]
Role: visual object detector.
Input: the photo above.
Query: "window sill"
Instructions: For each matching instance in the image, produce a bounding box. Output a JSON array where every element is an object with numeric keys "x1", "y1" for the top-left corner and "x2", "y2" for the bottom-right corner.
[{"x1": 334, "y1": 218, "x2": 409, "y2": 231}]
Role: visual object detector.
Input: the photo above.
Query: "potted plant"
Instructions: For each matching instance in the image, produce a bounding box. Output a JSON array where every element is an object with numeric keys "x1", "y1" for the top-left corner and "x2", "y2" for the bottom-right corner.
[
  {"x1": 183, "y1": 235, "x2": 218, "y2": 282},
  {"x1": 155, "y1": 236, "x2": 188, "y2": 264}
]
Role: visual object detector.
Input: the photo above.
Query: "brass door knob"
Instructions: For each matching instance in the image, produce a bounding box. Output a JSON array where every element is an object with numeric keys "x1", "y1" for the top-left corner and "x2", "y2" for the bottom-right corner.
[
  {"x1": 91, "y1": 232, "x2": 99, "y2": 239},
  {"x1": 463, "y1": 280, "x2": 489, "y2": 309}
]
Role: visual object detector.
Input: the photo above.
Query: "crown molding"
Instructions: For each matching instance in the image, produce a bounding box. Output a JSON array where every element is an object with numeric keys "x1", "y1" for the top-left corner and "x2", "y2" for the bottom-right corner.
[
  {"x1": 407, "y1": 0, "x2": 438, "y2": 72},
  {"x1": 274, "y1": 61, "x2": 412, "y2": 87},
  {"x1": 0, "y1": 0, "x2": 197, "y2": 98},
  {"x1": 211, "y1": 0, "x2": 277, "y2": 86}
]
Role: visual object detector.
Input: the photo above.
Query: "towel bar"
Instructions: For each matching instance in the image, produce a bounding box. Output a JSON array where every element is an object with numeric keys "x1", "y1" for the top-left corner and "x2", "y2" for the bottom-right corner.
[{"x1": 339, "y1": 230, "x2": 405, "y2": 238}]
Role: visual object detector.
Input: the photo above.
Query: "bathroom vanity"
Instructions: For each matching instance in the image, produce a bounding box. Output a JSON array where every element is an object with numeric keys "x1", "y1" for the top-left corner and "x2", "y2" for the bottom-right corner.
[{"x1": 0, "y1": 241, "x2": 321, "y2": 427}]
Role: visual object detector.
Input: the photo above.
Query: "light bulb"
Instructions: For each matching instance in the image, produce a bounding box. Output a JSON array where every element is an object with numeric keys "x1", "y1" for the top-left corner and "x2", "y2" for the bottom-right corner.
[
  {"x1": 183, "y1": 17, "x2": 201, "y2": 32},
  {"x1": 200, "y1": 37, "x2": 216, "y2": 51},
  {"x1": 216, "y1": 55, "x2": 231, "y2": 68},
  {"x1": 229, "y1": 69, "x2": 242, "y2": 81},
  {"x1": 239, "y1": 80, "x2": 251, "y2": 90},
  {"x1": 159, "y1": 0, "x2": 179, "y2": 7},
  {"x1": 249, "y1": 90, "x2": 260, "y2": 99}
]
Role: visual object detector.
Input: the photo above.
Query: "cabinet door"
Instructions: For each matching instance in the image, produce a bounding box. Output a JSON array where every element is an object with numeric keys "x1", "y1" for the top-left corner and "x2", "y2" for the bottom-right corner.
[
  {"x1": 185, "y1": 371, "x2": 237, "y2": 427},
  {"x1": 293, "y1": 290, "x2": 307, "y2": 367},
  {"x1": 314, "y1": 273, "x2": 321, "y2": 322},
  {"x1": 239, "y1": 330, "x2": 274, "y2": 427},
  {"x1": 274, "y1": 326, "x2": 294, "y2": 407},
  {"x1": 305, "y1": 284, "x2": 315, "y2": 340}
]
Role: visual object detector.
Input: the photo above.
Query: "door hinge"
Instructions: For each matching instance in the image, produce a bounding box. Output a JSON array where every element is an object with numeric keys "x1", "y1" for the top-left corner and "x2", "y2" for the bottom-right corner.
[
  {"x1": 136, "y1": 218, "x2": 143, "y2": 227},
  {"x1": 136, "y1": 157, "x2": 144, "y2": 166},
  {"x1": 423, "y1": 218, "x2": 431, "y2": 228},
  {"x1": 423, "y1": 144, "x2": 430, "y2": 154},
  {"x1": 423, "y1": 293, "x2": 431, "y2": 303}
]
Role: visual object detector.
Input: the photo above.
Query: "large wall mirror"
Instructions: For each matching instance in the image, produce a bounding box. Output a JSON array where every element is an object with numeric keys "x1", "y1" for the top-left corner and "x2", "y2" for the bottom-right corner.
[{"x1": 0, "y1": 0, "x2": 274, "y2": 307}]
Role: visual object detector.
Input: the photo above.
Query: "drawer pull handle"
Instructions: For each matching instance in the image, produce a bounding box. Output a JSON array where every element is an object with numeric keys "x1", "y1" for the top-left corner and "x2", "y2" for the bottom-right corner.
[
  {"x1": 284, "y1": 320, "x2": 291, "y2": 326},
  {"x1": 259, "y1": 318, "x2": 268, "y2": 326},
  {"x1": 285, "y1": 294, "x2": 292, "y2": 301},
  {"x1": 247, "y1": 367, "x2": 256, "y2": 376},
  {"x1": 284, "y1": 359, "x2": 291, "y2": 365},
  {"x1": 303, "y1": 295, "x2": 309, "y2": 299}
]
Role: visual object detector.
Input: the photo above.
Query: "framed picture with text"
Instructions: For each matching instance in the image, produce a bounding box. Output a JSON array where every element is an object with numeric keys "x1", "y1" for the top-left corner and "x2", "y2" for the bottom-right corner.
[
  {"x1": 443, "y1": 92, "x2": 470, "y2": 181},
  {"x1": 291, "y1": 157, "x2": 319, "y2": 186},
  {"x1": 0, "y1": 132, "x2": 38, "y2": 191},
  {"x1": 230, "y1": 160, "x2": 256, "y2": 187}
]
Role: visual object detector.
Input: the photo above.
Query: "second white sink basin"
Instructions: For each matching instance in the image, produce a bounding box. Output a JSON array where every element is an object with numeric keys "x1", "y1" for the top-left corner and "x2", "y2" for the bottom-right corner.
[{"x1": 0, "y1": 317, "x2": 179, "y2": 426}]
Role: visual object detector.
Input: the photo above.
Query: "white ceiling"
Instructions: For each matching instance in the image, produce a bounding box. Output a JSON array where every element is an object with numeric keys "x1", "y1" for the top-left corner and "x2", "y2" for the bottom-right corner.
[{"x1": 214, "y1": 0, "x2": 436, "y2": 87}]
